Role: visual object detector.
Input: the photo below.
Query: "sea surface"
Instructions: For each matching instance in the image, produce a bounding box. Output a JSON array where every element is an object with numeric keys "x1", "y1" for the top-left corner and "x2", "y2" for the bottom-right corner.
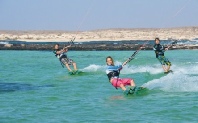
[{"x1": 0, "y1": 50, "x2": 198, "y2": 123}]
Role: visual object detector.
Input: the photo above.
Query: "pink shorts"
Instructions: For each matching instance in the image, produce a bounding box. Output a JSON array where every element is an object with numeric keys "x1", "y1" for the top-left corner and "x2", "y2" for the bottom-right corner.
[{"x1": 111, "y1": 78, "x2": 132, "y2": 88}]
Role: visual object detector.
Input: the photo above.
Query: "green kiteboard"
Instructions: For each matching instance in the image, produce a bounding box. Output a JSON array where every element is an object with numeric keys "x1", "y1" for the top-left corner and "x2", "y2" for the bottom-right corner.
[
  {"x1": 68, "y1": 70, "x2": 83, "y2": 75},
  {"x1": 124, "y1": 86, "x2": 148, "y2": 95}
]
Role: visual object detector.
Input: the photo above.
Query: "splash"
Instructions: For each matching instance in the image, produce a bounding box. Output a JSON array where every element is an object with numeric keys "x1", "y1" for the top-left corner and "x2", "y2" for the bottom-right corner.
[{"x1": 142, "y1": 71, "x2": 198, "y2": 92}]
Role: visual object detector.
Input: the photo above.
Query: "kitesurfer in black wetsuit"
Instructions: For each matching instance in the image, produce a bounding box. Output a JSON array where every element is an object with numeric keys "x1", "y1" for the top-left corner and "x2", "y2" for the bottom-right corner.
[{"x1": 153, "y1": 38, "x2": 172, "y2": 73}]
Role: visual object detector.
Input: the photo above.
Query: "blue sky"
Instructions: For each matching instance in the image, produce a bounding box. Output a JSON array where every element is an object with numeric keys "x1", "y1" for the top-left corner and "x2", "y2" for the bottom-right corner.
[{"x1": 0, "y1": 0, "x2": 197, "y2": 31}]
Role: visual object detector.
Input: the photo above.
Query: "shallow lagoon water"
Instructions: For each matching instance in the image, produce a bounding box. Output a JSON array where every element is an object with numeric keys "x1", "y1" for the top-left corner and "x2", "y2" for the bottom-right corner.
[{"x1": 0, "y1": 50, "x2": 198, "y2": 123}]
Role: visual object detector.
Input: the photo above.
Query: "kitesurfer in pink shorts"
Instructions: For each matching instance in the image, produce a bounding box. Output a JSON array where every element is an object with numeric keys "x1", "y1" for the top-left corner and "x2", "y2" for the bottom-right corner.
[{"x1": 106, "y1": 56, "x2": 136, "y2": 94}]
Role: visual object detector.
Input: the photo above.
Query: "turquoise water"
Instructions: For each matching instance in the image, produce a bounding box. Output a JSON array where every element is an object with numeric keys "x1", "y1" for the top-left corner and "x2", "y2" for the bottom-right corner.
[{"x1": 0, "y1": 50, "x2": 198, "y2": 123}]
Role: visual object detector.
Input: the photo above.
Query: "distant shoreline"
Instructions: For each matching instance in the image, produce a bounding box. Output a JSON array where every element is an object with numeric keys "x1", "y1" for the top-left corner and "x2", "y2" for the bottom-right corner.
[
  {"x1": 1, "y1": 26, "x2": 198, "y2": 50},
  {"x1": 0, "y1": 27, "x2": 198, "y2": 42}
]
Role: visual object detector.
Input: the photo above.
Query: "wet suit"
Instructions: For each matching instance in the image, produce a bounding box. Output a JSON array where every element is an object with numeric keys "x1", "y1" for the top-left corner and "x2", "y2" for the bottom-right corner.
[{"x1": 153, "y1": 44, "x2": 171, "y2": 66}]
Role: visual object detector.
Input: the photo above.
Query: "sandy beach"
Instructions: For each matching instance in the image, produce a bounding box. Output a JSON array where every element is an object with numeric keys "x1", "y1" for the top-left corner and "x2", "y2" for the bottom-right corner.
[{"x1": 0, "y1": 27, "x2": 198, "y2": 42}]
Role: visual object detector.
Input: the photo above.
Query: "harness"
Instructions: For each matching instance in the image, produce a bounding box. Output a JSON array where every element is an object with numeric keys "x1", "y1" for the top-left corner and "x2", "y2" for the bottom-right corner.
[{"x1": 107, "y1": 71, "x2": 120, "y2": 80}]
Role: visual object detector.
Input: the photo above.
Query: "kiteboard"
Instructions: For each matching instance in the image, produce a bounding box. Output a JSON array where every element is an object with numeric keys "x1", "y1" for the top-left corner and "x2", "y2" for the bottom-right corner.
[
  {"x1": 124, "y1": 86, "x2": 148, "y2": 95},
  {"x1": 68, "y1": 70, "x2": 84, "y2": 75}
]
